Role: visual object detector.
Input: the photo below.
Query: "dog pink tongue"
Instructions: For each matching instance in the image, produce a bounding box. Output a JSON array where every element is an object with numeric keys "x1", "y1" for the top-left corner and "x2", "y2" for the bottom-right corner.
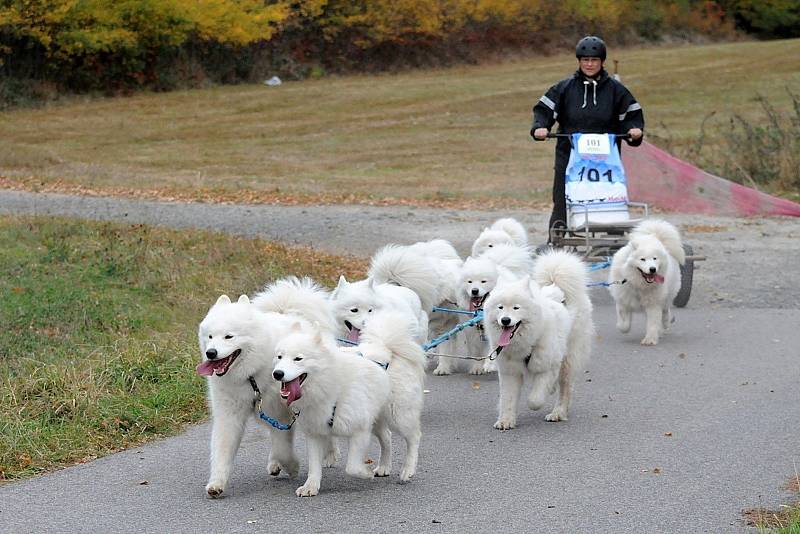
[
  {"x1": 498, "y1": 326, "x2": 515, "y2": 347},
  {"x1": 346, "y1": 327, "x2": 360, "y2": 342},
  {"x1": 282, "y1": 378, "x2": 303, "y2": 407},
  {"x1": 196, "y1": 360, "x2": 223, "y2": 376},
  {"x1": 654, "y1": 274, "x2": 665, "y2": 284}
]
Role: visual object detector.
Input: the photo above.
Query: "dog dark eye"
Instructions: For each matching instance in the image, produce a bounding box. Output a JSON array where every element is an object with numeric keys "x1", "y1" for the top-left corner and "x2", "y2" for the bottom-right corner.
[
  {"x1": 277, "y1": 355, "x2": 282, "y2": 360},
  {"x1": 640, "y1": 258, "x2": 646, "y2": 261},
  {"x1": 350, "y1": 308, "x2": 358, "y2": 313},
  {"x1": 488, "y1": 244, "x2": 493, "y2": 248},
  {"x1": 208, "y1": 335, "x2": 212, "y2": 339},
  {"x1": 481, "y1": 280, "x2": 486, "y2": 284},
  {"x1": 294, "y1": 357, "x2": 303, "y2": 361},
  {"x1": 513, "y1": 306, "x2": 520, "y2": 310},
  {"x1": 224, "y1": 334, "x2": 233, "y2": 340},
  {"x1": 498, "y1": 305, "x2": 504, "y2": 310},
  {"x1": 467, "y1": 280, "x2": 472, "y2": 284},
  {"x1": 368, "y1": 309, "x2": 373, "y2": 313},
  {"x1": 652, "y1": 257, "x2": 657, "y2": 260}
]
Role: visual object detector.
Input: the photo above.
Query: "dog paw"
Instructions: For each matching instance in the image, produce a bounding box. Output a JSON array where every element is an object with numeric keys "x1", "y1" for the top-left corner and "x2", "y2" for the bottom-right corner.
[
  {"x1": 527, "y1": 399, "x2": 546, "y2": 411},
  {"x1": 616, "y1": 321, "x2": 631, "y2": 333},
  {"x1": 295, "y1": 483, "x2": 319, "y2": 497},
  {"x1": 399, "y1": 468, "x2": 415, "y2": 482},
  {"x1": 267, "y1": 461, "x2": 282, "y2": 476},
  {"x1": 346, "y1": 466, "x2": 374, "y2": 479},
  {"x1": 373, "y1": 466, "x2": 391, "y2": 477},
  {"x1": 468, "y1": 365, "x2": 487, "y2": 375},
  {"x1": 545, "y1": 410, "x2": 568, "y2": 422},
  {"x1": 432, "y1": 367, "x2": 451, "y2": 376},
  {"x1": 482, "y1": 360, "x2": 497, "y2": 373},
  {"x1": 493, "y1": 418, "x2": 516, "y2": 430},
  {"x1": 641, "y1": 336, "x2": 659, "y2": 346},
  {"x1": 205, "y1": 482, "x2": 225, "y2": 498}
]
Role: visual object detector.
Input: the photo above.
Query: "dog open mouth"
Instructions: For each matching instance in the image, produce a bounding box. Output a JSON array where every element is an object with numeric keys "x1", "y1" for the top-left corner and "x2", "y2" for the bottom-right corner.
[
  {"x1": 469, "y1": 293, "x2": 488, "y2": 311},
  {"x1": 280, "y1": 374, "x2": 307, "y2": 407},
  {"x1": 344, "y1": 321, "x2": 360, "y2": 342},
  {"x1": 639, "y1": 269, "x2": 665, "y2": 284},
  {"x1": 195, "y1": 349, "x2": 242, "y2": 377},
  {"x1": 497, "y1": 322, "x2": 521, "y2": 347}
]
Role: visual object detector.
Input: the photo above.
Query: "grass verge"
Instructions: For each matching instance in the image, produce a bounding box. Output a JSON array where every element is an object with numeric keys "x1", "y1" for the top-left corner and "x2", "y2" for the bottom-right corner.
[
  {"x1": 0, "y1": 215, "x2": 365, "y2": 482},
  {"x1": 743, "y1": 475, "x2": 800, "y2": 533}
]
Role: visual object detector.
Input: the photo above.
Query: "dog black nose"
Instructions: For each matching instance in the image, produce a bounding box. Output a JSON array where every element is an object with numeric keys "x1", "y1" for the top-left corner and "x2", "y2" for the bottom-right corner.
[
  {"x1": 273, "y1": 370, "x2": 284, "y2": 380},
  {"x1": 471, "y1": 288, "x2": 479, "y2": 296},
  {"x1": 205, "y1": 348, "x2": 217, "y2": 359},
  {"x1": 649, "y1": 267, "x2": 656, "y2": 274},
  {"x1": 501, "y1": 317, "x2": 511, "y2": 326}
]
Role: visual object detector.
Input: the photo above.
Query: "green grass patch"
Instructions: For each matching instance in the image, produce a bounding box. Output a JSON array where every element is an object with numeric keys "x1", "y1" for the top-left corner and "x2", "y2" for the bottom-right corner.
[
  {"x1": 0, "y1": 215, "x2": 365, "y2": 481},
  {"x1": 0, "y1": 39, "x2": 798, "y2": 205}
]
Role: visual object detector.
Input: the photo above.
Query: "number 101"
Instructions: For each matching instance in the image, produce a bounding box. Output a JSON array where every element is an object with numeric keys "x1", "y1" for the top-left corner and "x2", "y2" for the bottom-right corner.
[{"x1": 577, "y1": 167, "x2": 613, "y2": 182}]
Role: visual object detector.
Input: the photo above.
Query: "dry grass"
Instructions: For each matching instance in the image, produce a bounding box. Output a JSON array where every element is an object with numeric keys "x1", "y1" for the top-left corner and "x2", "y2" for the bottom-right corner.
[{"x1": 1, "y1": 39, "x2": 799, "y2": 206}]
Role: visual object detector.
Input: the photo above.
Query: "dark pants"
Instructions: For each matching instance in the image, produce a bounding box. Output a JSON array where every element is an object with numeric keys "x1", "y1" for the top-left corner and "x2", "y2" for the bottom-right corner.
[{"x1": 548, "y1": 143, "x2": 571, "y2": 239}]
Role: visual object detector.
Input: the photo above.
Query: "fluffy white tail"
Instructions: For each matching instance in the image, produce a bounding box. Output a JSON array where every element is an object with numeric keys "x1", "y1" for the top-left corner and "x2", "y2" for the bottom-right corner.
[
  {"x1": 533, "y1": 249, "x2": 593, "y2": 372},
  {"x1": 632, "y1": 219, "x2": 685, "y2": 265},
  {"x1": 481, "y1": 243, "x2": 534, "y2": 278},
  {"x1": 490, "y1": 217, "x2": 528, "y2": 247},
  {"x1": 407, "y1": 239, "x2": 461, "y2": 262},
  {"x1": 361, "y1": 311, "x2": 426, "y2": 374},
  {"x1": 251, "y1": 276, "x2": 337, "y2": 334},
  {"x1": 368, "y1": 245, "x2": 442, "y2": 313},
  {"x1": 533, "y1": 250, "x2": 589, "y2": 307}
]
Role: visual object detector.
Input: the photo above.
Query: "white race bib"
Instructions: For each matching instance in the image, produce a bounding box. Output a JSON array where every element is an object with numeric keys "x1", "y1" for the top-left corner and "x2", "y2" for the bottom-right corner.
[{"x1": 576, "y1": 134, "x2": 611, "y2": 157}]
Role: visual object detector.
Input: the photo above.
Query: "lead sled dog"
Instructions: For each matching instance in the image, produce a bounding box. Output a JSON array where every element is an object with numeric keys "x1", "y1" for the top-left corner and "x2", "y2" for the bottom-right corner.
[{"x1": 196, "y1": 277, "x2": 337, "y2": 498}]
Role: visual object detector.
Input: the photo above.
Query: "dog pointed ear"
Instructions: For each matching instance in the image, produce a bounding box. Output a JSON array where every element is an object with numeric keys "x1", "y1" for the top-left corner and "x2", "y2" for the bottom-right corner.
[
  {"x1": 216, "y1": 294, "x2": 232, "y2": 306},
  {"x1": 331, "y1": 275, "x2": 348, "y2": 299},
  {"x1": 237, "y1": 294, "x2": 250, "y2": 304}
]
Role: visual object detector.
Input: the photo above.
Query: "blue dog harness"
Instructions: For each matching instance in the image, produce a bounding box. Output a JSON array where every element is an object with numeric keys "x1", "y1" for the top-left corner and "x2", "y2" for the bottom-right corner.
[{"x1": 248, "y1": 376, "x2": 299, "y2": 431}]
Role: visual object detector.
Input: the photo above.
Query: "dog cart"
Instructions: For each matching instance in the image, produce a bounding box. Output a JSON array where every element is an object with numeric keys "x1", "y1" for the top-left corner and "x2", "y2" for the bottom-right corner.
[{"x1": 541, "y1": 132, "x2": 703, "y2": 307}]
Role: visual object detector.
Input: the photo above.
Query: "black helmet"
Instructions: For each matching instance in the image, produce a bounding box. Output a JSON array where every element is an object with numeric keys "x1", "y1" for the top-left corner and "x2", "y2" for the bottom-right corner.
[{"x1": 576, "y1": 36, "x2": 607, "y2": 61}]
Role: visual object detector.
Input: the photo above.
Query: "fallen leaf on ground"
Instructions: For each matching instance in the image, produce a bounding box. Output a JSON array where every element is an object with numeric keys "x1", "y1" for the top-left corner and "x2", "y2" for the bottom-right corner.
[
  {"x1": 664, "y1": 432, "x2": 673, "y2": 437},
  {"x1": 472, "y1": 382, "x2": 480, "y2": 390},
  {"x1": 364, "y1": 458, "x2": 374, "y2": 464},
  {"x1": 138, "y1": 480, "x2": 149, "y2": 485}
]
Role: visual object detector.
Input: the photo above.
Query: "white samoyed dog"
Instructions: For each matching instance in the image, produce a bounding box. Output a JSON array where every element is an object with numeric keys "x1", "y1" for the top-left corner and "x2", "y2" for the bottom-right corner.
[
  {"x1": 471, "y1": 217, "x2": 529, "y2": 257},
  {"x1": 484, "y1": 250, "x2": 590, "y2": 429},
  {"x1": 609, "y1": 219, "x2": 685, "y2": 345},
  {"x1": 196, "y1": 277, "x2": 337, "y2": 498},
  {"x1": 329, "y1": 275, "x2": 428, "y2": 345},
  {"x1": 435, "y1": 242, "x2": 534, "y2": 376},
  {"x1": 341, "y1": 310, "x2": 425, "y2": 482},
  {"x1": 272, "y1": 324, "x2": 392, "y2": 497}
]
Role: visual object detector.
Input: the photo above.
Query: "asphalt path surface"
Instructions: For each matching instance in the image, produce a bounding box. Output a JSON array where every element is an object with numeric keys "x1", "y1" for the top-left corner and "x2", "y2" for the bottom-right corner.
[{"x1": 1, "y1": 190, "x2": 799, "y2": 533}]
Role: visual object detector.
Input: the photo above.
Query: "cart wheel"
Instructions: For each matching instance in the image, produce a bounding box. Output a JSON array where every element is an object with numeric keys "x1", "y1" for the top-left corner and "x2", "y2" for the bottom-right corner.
[{"x1": 673, "y1": 244, "x2": 694, "y2": 308}]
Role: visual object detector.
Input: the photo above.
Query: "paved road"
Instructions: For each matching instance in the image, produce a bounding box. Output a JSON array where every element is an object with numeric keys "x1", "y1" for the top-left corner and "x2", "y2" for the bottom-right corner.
[{"x1": 1, "y1": 190, "x2": 799, "y2": 533}]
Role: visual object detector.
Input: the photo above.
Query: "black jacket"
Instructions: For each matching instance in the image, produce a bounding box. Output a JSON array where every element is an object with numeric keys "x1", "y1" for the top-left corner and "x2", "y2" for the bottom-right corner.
[{"x1": 531, "y1": 69, "x2": 644, "y2": 151}]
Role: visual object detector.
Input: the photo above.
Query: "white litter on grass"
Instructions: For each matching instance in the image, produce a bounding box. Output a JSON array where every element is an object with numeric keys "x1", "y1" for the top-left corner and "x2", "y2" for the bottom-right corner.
[{"x1": 264, "y1": 76, "x2": 282, "y2": 86}]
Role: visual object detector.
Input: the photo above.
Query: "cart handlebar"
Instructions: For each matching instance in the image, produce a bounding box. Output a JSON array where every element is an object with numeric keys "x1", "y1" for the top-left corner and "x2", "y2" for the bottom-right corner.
[{"x1": 538, "y1": 132, "x2": 632, "y2": 140}]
